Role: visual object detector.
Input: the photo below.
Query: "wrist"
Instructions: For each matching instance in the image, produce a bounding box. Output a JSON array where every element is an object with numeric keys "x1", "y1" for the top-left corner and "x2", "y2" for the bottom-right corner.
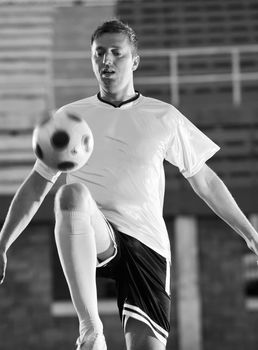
[{"x1": 0, "y1": 239, "x2": 8, "y2": 254}]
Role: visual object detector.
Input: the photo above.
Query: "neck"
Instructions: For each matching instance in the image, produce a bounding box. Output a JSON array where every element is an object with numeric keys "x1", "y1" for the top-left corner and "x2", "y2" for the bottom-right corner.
[{"x1": 99, "y1": 87, "x2": 137, "y2": 106}]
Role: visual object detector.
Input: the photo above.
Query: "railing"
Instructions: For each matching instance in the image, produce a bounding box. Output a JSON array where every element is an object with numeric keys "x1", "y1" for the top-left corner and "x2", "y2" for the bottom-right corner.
[
  {"x1": 53, "y1": 44, "x2": 258, "y2": 107},
  {"x1": 0, "y1": 45, "x2": 258, "y2": 194},
  {"x1": 53, "y1": 44, "x2": 258, "y2": 189},
  {"x1": 0, "y1": 0, "x2": 115, "y2": 6}
]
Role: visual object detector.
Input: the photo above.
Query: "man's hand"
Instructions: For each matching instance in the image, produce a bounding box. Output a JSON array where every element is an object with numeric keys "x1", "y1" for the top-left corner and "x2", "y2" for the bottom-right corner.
[
  {"x1": 188, "y1": 164, "x2": 258, "y2": 257},
  {"x1": 0, "y1": 249, "x2": 7, "y2": 284},
  {"x1": 0, "y1": 170, "x2": 53, "y2": 286},
  {"x1": 246, "y1": 237, "x2": 258, "y2": 257}
]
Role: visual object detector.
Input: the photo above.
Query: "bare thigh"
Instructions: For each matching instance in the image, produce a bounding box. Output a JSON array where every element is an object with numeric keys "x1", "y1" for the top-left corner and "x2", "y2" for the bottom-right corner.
[
  {"x1": 56, "y1": 182, "x2": 115, "y2": 262},
  {"x1": 90, "y1": 201, "x2": 116, "y2": 261},
  {"x1": 125, "y1": 318, "x2": 166, "y2": 350}
]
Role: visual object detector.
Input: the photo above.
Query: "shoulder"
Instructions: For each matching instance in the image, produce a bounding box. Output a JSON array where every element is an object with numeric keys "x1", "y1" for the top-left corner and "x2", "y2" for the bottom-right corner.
[
  {"x1": 140, "y1": 95, "x2": 184, "y2": 127},
  {"x1": 141, "y1": 95, "x2": 181, "y2": 115},
  {"x1": 140, "y1": 95, "x2": 171, "y2": 110},
  {"x1": 55, "y1": 95, "x2": 98, "y2": 114}
]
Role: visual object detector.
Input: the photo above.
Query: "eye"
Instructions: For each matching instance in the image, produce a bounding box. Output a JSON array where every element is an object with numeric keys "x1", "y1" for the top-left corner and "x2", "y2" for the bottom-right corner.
[
  {"x1": 95, "y1": 49, "x2": 105, "y2": 57},
  {"x1": 112, "y1": 50, "x2": 122, "y2": 57}
]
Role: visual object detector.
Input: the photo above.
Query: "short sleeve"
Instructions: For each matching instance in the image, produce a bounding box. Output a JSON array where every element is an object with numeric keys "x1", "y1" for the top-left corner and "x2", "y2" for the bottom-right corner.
[
  {"x1": 32, "y1": 159, "x2": 61, "y2": 183},
  {"x1": 165, "y1": 110, "x2": 220, "y2": 178}
]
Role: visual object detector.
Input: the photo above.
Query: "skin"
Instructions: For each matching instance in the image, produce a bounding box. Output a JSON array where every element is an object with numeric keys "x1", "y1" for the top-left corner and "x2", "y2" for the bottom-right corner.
[
  {"x1": 91, "y1": 34, "x2": 166, "y2": 349},
  {"x1": 91, "y1": 32, "x2": 140, "y2": 105},
  {"x1": 1, "y1": 31, "x2": 258, "y2": 350}
]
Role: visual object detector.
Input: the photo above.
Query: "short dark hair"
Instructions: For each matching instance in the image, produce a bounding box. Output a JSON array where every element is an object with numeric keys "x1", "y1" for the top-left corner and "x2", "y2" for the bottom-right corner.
[{"x1": 91, "y1": 19, "x2": 138, "y2": 55}]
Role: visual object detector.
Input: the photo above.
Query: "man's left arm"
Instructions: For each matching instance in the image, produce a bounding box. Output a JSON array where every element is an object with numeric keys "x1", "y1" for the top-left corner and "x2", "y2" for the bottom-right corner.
[{"x1": 187, "y1": 163, "x2": 258, "y2": 256}]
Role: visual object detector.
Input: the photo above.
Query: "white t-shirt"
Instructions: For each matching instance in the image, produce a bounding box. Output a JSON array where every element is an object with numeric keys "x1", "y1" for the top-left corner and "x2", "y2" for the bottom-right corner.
[{"x1": 33, "y1": 94, "x2": 220, "y2": 261}]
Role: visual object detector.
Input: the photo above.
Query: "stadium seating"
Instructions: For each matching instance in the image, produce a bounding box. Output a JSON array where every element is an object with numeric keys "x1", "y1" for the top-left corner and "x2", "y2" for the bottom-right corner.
[
  {"x1": 0, "y1": 3, "x2": 54, "y2": 193},
  {"x1": 0, "y1": 0, "x2": 258, "y2": 195},
  {"x1": 116, "y1": 0, "x2": 258, "y2": 192}
]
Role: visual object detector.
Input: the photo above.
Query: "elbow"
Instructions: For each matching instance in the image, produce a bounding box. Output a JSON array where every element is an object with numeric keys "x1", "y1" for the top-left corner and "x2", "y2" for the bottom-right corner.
[{"x1": 188, "y1": 165, "x2": 220, "y2": 200}]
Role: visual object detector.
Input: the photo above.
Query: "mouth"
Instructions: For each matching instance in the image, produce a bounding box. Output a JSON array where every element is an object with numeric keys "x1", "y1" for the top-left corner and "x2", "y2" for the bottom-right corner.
[{"x1": 101, "y1": 68, "x2": 115, "y2": 78}]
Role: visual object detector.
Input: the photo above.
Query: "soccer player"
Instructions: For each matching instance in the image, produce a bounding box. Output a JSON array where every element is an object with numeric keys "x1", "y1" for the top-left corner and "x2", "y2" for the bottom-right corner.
[{"x1": 1, "y1": 19, "x2": 258, "y2": 350}]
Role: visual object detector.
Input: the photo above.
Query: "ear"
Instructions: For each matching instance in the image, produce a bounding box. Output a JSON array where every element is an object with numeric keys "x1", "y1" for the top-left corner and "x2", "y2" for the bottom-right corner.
[{"x1": 132, "y1": 55, "x2": 140, "y2": 71}]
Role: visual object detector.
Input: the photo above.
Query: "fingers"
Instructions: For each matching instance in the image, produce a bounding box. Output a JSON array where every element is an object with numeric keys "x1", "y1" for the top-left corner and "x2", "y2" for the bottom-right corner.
[
  {"x1": 0, "y1": 254, "x2": 7, "y2": 285},
  {"x1": 0, "y1": 270, "x2": 5, "y2": 284},
  {"x1": 0, "y1": 264, "x2": 6, "y2": 284},
  {"x1": 247, "y1": 239, "x2": 258, "y2": 256}
]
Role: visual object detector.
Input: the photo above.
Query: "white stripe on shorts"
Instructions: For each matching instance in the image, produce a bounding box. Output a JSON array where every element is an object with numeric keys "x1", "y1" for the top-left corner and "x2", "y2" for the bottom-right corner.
[
  {"x1": 96, "y1": 215, "x2": 118, "y2": 268},
  {"x1": 122, "y1": 303, "x2": 168, "y2": 345},
  {"x1": 165, "y1": 258, "x2": 171, "y2": 296}
]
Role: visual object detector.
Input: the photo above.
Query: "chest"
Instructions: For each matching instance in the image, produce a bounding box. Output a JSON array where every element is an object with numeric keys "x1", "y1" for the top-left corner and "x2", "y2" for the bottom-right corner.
[{"x1": 88, "y1": 111, "x2": 170, "y2": 167}]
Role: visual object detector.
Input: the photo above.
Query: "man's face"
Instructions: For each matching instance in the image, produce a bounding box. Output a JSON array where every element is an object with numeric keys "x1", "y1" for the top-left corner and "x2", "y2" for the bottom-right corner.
[{"x1": 91, "y1": 32, "x2": 139, "y2": 92}]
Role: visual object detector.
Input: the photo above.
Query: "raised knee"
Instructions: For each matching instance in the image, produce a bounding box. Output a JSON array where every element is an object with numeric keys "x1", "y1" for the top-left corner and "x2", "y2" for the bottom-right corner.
[{"x1": 55, "y1": 183, "x2": 93, "y2": 212}]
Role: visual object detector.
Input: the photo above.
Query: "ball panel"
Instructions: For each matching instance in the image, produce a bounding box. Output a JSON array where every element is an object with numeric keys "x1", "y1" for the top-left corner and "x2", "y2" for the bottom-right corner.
[
  {"x1": 82, "y1": 135, "x2": 90, "y2": 152},
  {"x1": 32, "y1": 110, "x2": 94, "y2": 173},
  {"x1": 51, "y1": 130, "x2": 70, "y2": 149},
  {"x1": 67, "y1": 113, "x2": 83, "y2": 123},
  {"x1": 35, "y1": 144, "x2": 43, "y2": 160},
  {"x1": 57, "y1": 161, "x2": 77, "y2": 171}
]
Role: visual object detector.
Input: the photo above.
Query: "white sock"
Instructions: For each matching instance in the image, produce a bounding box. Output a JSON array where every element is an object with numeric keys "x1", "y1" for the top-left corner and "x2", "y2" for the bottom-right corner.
[{"x1": 54, "y1": 210, "x2": 104, "y2": 341}]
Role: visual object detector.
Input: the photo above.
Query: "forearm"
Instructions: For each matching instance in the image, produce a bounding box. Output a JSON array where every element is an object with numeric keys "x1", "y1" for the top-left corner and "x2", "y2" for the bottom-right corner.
[
  {"x1": 0, "y1": 171, "x2": 53, "y2": 252},
  {"x1": 0, "y1": 188, "x2": 42, "y2": 252},
  {"x1": 188, "y1": 165, "x2": 258, "y2": 253},
  {"x1": 198, "y1": 175, "x2": 256, "y2": 241}
]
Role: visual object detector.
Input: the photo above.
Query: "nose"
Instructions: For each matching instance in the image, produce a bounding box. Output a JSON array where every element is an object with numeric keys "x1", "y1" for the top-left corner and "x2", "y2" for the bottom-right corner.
[{"x1": 103, "y1": 52, "x2": 112, "y2": 65}]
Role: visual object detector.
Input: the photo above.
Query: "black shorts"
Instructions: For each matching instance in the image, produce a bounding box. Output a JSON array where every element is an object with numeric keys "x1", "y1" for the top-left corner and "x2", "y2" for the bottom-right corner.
[{"x1": 96, "y1": 228, "x2": 171, "y2": 345}]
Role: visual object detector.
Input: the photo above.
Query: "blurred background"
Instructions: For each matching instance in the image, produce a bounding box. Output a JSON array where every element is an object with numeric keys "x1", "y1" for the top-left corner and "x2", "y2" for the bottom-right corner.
[{"x1": 0, "y1": 0, "x2": 258, "y2": 349}]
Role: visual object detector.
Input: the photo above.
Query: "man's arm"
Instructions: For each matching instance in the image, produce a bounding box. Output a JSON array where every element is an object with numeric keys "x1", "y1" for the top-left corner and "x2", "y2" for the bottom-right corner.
[
  {"x1": 0, "y1": 170, "x2": 53, "y2": 282},
  {"x1": 187, "y1": 163, "x2": 258, "y2": 255}
]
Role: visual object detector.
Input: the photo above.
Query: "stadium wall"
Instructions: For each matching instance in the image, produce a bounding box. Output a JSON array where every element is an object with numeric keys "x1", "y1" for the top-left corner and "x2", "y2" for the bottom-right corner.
[{"x1": 1, "y1": 1, "x2": 258, "y2": 350}]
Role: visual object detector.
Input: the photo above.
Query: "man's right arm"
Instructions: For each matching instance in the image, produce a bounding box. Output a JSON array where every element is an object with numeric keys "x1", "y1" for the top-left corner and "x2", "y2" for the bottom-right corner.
[{"x1": 0, "y1": 170, "x2": 54, "y2": 283}]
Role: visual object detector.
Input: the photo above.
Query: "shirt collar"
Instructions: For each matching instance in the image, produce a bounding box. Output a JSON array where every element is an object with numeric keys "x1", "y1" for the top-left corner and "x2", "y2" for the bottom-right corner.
[{"x1": 97, "y1": 91, "x2": 140, "y2": 108}]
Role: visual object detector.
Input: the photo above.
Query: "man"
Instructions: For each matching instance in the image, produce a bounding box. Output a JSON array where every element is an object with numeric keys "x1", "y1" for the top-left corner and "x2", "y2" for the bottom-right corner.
[{"x1": 1, "y1": 19, "x2": 258, "y2": 350}]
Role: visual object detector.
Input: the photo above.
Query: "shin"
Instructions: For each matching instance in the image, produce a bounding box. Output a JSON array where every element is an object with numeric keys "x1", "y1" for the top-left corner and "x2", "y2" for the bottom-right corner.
[{"x1": 54, "y1": 183, "x2": 103, "y2": 343}]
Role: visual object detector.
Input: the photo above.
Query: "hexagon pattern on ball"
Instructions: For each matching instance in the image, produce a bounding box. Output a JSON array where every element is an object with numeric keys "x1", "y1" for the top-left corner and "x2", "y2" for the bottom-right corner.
[{"x1": 32, "y1": 110, "x2": 94, "y2": 173}]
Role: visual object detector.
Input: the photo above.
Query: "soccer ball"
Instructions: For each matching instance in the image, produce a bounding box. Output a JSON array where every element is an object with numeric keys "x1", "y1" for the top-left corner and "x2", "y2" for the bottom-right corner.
[{"x1": 32, "y1": 110, "x2": 94, "y2": 172}]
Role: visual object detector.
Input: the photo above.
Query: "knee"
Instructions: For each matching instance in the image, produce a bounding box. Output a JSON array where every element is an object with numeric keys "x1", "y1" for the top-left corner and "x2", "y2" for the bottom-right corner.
[
  {"x1": 125, "y1": 319, "x2": 165, "y2": 350},
  {"x1": 55, "y1": 183, "x2": 93, "y2": 212}
]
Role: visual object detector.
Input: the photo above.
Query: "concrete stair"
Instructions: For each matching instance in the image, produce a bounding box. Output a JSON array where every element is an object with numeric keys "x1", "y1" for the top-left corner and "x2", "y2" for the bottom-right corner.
[
  {"x1": 0, "y1": 3, "x2": 55, "y2": 194},
  {"x1": 117, "y1": 0, "x2": 258, "y2": 48}
]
